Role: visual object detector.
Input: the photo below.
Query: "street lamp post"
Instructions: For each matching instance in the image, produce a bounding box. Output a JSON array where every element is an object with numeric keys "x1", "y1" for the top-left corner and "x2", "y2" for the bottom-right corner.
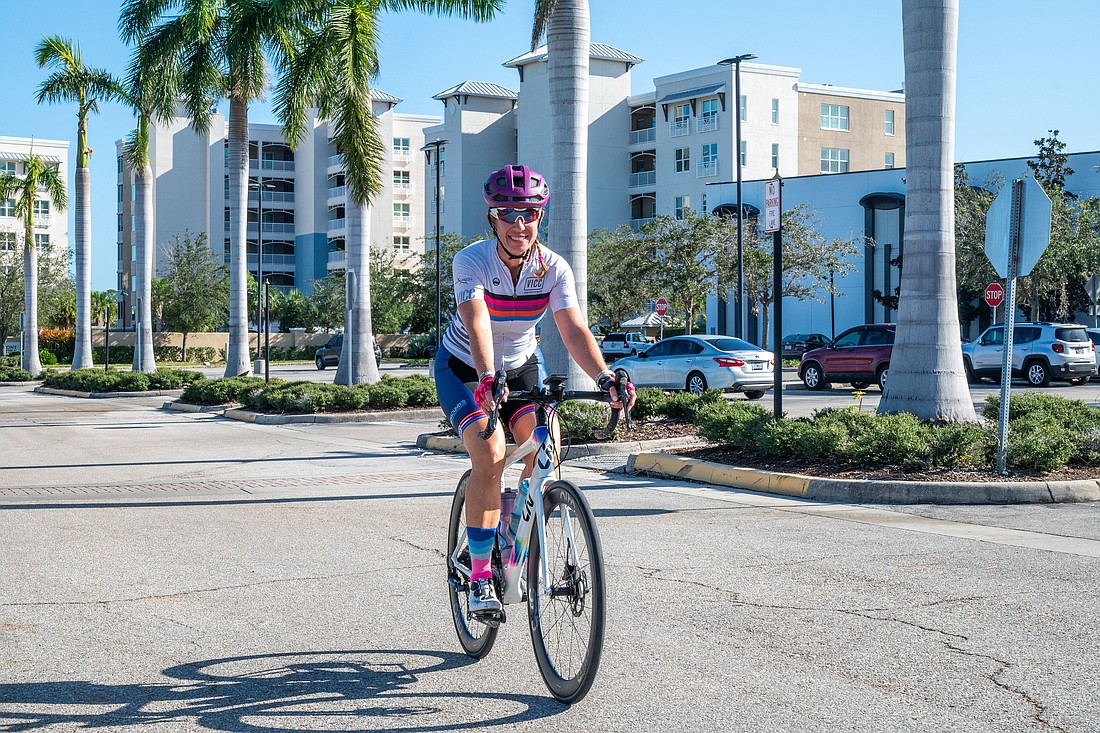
[
  {"x1": 718, "y1": 53, "x2": 757, "y2": 340},
  {"x1": 421, "y1": 139, "x2": 448, "y2": 351}
]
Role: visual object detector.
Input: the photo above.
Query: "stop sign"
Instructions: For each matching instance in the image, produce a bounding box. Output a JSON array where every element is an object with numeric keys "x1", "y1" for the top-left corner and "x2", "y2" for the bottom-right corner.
[
  {"x1": 655, "y1": 298, "x2": 668, "y2": 316},
  {"x1": 984, "y1": 282, "x2": 1005, "y2": 308}
]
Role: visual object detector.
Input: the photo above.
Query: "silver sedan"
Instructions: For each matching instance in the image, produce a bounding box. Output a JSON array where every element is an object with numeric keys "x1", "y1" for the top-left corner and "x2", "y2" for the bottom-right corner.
[{"x1": 610, "y1": 335, "x2": 774, "y2": 399}]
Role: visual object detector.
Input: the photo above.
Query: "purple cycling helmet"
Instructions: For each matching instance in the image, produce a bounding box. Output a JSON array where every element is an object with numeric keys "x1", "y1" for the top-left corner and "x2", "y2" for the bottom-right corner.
[{"x1": 483, "y1": 164, "x2": 550, "y2": 208}]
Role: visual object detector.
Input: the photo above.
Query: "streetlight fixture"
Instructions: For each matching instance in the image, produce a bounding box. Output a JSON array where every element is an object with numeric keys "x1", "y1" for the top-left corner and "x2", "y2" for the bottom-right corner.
[
  {"x1": 421, "y1": 138, "x2": 448, "y2": 351},
  {"x1": 250, "y1": 177, "x2": 277, "y2": 375},
  {"x1": 718, "y1": 53, "x2": 757, "y2": 340}
]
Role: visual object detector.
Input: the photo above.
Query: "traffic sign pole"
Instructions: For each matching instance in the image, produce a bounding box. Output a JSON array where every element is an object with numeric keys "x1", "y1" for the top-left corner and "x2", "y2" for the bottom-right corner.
[
  {"x1": 996, "y1": 179, "x2": 1024, "y2": 474},
  {"x1": 765, "y1": 175, "x2": 783, "y2": 420}
]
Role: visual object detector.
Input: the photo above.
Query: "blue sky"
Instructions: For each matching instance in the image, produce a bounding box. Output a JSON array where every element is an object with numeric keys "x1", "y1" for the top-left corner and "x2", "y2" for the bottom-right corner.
[{"x1": 0, "y1": 0, "x2": 1096, "y2": 291}]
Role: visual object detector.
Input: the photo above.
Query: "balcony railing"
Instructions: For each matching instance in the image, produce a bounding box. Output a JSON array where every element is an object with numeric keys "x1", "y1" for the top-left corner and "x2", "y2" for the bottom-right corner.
[
  {"x1": 629, "y1": 171, "x2": 656, "y2": 188},
  {"x1": 629, "y1": 127, "x2": 656, "y2": 145},
  {"x1": 327, "y1": 185, "x2": 346, "y2": 199},
  {"x1": 263, "y1": 191, "x2": 295, "y2": 204},
  {"x1": 261, "y1": 159, "x2": 295, "y2": 171},
  {"x1": 393, "y1": 150, "x2": 411, "y2": 161},
  {"x1": 696, "y1": 115, "x2": 719, "y2": 133},
  {"x1": 669, "y1": 120, "x2": 690, "y2": 138},
  {"x1": 697, "y1": 161, "x2": 719, "y2": 178},
  {"x1": 327, "y1": 250, "x2": 346, "y2": 265},
  {"x1": 630, "y1": 217, "x2": 656, "y2": 229},
  {"x1": 393, "y1": 214, "x2": 411, "y2": 228},
  {"x1": 34, "y1": 215, "x2": 52, "y2": 228},
  {"x1": 327, "y1": 154, "x2": 344, "y2": 168},
  {"x1": 393, "y1": 182, "x2": 412, "y2": 196},
  {"x1": 328, "y1": 218, "x2": 346, "y2": 232},
  {"x1": 261, "y1": 222, "x2": 295, "y2": 234},
  {"x1": 222, "y1": 252, "x2": 297, "y2": 268}
]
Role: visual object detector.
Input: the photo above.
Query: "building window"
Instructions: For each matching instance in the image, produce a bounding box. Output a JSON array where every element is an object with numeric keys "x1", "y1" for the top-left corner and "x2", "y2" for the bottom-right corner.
[
  {"x1": 821, "y1": 147, "x2": 850, "y2": 173},
  {"x1": 393, "y1": 235, "x2": 410, "y2": 254},
  {"x1": 393, "y1": 170, "x2": 410, "y2": 189},
  {"x1": 702, "y1": 143, "x2": 718, "y2": 166},
  {"x1": 674, "y1": 147, "x2": 690, "y2": 173},
  {"x1": 117, "y1": 213, "x2": 123, "y2": 232},
  {"x1": 393, "y1": 202, "x2": 410, "y2": 221},
  {"x1": 675, "y1": 195, "x2": 690, "y2": 219},
  {"x1": 820, "y1": 104, "x2": 850, "y2": 131},
  {"x1": 702, "y1": 192, "x2": 707, "y2": 213},
  {"x1": 771, "y1": 143, "x2": 779, "y2": 169},
  {"x1": 33, "y1": 200, "x2": 50, "y2": 220},
  {"x1": 670, "y1": 103, "x2": 690, "y2": 137},
  {"x1": 117, "y1": 156, "x2": 123, "y2": 175},
  {"x1": 0, "y1": 231, "x2": 16, "y2": 251},
  {"x1": 885, "y1": 152, "x2": 895, "y2": 170},
  {"x1": 739, "y1": 95, "x2": 747, "y2": 122},
  {"x1": 0, "y1": 161, "x2": 16, "y2": 175},
  {"x1": 771, "y1": 98, "x2": 779, "y2": 124},
  {"x1": 34, "y1": 233, "x2": 49, "y2": 252},
  {"x1": 698, "y1": 98, "x2": 719, "y2": 132},
  {"x1": 0, "y1": 198, "x2": 14, "y2": 217},
  {"x1": 885, "y1": 109, "x2": 895, "y2": 136},
  {"x1": 674, "y1": 103, "x2": 690, "y2": 123},
  {"x1": 739, "y1": 141, "x2": 746, "y2": 167},
  {"x1": 393, "y1": 137, "x2": 410, "y2": 156}
]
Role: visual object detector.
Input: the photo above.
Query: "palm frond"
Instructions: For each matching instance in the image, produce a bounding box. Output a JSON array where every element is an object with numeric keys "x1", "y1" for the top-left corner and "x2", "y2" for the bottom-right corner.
[
  {"x1": 378, "y1": 0, "x2": 502, "y2": 23},
  {"x1": 34, "y1": 34, "x2": 80, "y2": 70},
  {"x1": 531, "y1": 0, "x2": 557, "y2": 50},
  {"x1": 35, "y1": 74, "x2": 78, "y2": 106},
  {"x1": 119, "y1": 0, "x2": 185, "y2": 43}
]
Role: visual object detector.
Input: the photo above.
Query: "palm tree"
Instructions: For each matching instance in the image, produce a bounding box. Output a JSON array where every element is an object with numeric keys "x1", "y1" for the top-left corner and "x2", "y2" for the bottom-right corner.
[
  {"x1": 877, "y1": 0, "x2": 976, "y2": 422},
  {"x1": 532, "y1": 0, "x2": 591, "y2": 388},
  {"x1": 120, "y1": 0, "x2": 300, "y2": 378},
  {"x1": 277, "y1": 0, "x2": 499, "y2": 385},
  {"x1": 0, "y1": 153, "x2": 68, "y2": 376},
  {"x1": 35, "y1": 36, "x2": 124, "y2": 370}
]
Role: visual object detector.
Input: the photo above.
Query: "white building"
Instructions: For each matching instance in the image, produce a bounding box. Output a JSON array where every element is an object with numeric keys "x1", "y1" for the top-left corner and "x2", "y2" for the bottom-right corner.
[
  {"x1": 0, "y1": 136, "x2": 70, "y2": 272},
  {"x1": 705, "y1": 150, "x2": 1100, "y2": 344},
  {"x1": 115, "y1": 93, "x2": 438, "y2": 323}
]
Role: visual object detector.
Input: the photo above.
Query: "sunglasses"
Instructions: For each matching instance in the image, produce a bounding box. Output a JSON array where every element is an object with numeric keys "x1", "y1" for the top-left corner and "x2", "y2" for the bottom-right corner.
[{"x1": 490, "y1": 207, "x2": 541, "y2": 224}]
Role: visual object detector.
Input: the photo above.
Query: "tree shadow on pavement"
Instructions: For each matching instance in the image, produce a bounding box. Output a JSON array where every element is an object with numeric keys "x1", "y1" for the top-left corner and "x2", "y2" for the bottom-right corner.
[{"x1": 0, "y1": 649, "x2": 564, "y2": 732}]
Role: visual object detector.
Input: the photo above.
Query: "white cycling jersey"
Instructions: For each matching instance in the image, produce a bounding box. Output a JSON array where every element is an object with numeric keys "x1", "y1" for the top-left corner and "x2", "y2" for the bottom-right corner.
[{"x1": 443, "y1": 239, "x2": 578, "y2": 371}]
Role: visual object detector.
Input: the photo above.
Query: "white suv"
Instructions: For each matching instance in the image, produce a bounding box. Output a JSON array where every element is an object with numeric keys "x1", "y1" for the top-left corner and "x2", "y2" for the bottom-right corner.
[
  {"x1": 600, "y1": 332, "x2": 650, "y2": 357},
  {"x1": 962, "y1": 323, "x2": 1095, "y2": 386}
]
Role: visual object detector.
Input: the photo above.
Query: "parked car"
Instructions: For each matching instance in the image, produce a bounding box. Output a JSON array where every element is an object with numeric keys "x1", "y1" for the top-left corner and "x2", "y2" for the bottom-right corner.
[
  {"x1": 961, "y1": 323, "x2": 1095, "y2": 386},
  {"x1": 315, "y1": 334, "x2": 382, "y2": 370},
  {"x1": 600, "y1": 331, "x2": 651, "y2": 358},
  {"x1": 1088, "y1": 329, "x2": 1100, "y2": 379},
  {"x1": 799, "y1": 324, "x2": 895, "y2": 391},
  {"x1": 781, "y1": 332, "x2": 829, "y2": 360},
  {"x1": 610, "y1": 335, "x2": 773, "y2": 399}
]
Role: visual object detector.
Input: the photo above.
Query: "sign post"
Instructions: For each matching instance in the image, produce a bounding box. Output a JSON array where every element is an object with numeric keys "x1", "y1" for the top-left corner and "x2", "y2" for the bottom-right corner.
[
  {"x1": 764, "y1": 175, "x2": 782, "y2": 420},
  {"x1": 1086, "y1": 274, "x2": 1100, "y2": 328},
  {"x1": 983, "y1": 282, "x2": 1004, "y2": 325},
  {"x1": 984, "y1": 176, "x2": 1052, "y2": 473}
]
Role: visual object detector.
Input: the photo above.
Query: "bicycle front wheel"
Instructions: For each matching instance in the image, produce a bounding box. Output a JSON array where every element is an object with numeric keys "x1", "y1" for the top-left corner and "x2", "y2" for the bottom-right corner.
[
  {"x1": 447, "y1": 470, "x2": 499, "y2": 658},
  {"x1": 527, "y1": 480, "x2": 606, "y2": 704}
]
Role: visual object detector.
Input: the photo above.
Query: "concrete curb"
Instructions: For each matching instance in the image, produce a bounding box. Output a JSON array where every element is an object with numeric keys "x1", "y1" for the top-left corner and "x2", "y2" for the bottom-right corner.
[
  {"x1": 162, "y1": 401, "x2": 233, "y2": 414},
  {"x1": 220, "y1": 406, "x2": 441, "y2": 425},
  {"x1": 415, "y1": 433, "x2": 703, "y2": 458},
  {"x1": 36, "y1": 386, "x2": 185, "y2": 399},
  {"x1": 627, "y1": 453, "x2": 1100, "y2": 505},
  {"x1": 0, "y1": 381, "x2": 39, "y2": 387}
]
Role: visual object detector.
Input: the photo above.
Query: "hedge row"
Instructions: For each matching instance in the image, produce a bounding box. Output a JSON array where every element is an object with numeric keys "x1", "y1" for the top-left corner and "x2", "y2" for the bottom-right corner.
[
  {"x1": 0, "y1": 366, "x2": 34, "y2": 382},
  {"x1": 180, "y1": 373, "x2": 437, "y2": 413},
  {"x1": 42, "y1": 368, "x2": 205, "y2": 393}
]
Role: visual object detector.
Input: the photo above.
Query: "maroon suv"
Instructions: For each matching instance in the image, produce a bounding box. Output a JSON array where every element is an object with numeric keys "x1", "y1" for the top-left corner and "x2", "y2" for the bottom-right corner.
[{"x1": 798, "y1": 323, "x2": 896, "y2": 391}]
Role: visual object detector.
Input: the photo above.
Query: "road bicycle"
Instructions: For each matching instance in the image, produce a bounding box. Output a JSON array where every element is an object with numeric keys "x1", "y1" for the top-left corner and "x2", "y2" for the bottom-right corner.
[{"x1": 445, "y1": 373, "x2": 629, "y2": 704}]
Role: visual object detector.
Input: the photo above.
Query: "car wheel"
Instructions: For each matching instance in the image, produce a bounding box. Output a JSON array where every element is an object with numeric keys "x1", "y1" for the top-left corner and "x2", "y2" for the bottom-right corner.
[
  {"x1": 1068, "y1": 376, "x2": 1088, "y2": 386},
  {"x1": 315, "y1": 356, "x2": 326, "y2": 370},
  {"x1": 744, "y1": 390, "x2": 765, "y2": 400},
  {"x1": 1025, "y1": 360, "x2": 1050, "y2": 387},
  {"x1": 850, "y1": 381, "x2": 870, "y2": 390},
  {"x1": 686, "y1": 371, "x2": 708, "y2": 395},
  {"x1": 876, "y1": 364, "x2": 889, "y2": 391},
  {"x1": 801, "y1": 363, "x2": 825, "y2": 391},
  {"x1": 963, "y1": 357, "x2": 978, "y2": 384}
]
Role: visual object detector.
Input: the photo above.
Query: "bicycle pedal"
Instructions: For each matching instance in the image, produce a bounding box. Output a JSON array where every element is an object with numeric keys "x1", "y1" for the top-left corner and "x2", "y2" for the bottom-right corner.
[{"x1": 472, "y1": 608, "x2": 506, "y2": 627}]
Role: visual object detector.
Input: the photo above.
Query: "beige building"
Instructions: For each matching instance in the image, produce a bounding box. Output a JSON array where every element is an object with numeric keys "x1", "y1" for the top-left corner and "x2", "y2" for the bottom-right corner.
[
  {"x1": 796, "y1": 84, "x2": 906, "y2": 175},
  {"x1": 0, "y1": 136, "x2": 70, "y2": 273}
]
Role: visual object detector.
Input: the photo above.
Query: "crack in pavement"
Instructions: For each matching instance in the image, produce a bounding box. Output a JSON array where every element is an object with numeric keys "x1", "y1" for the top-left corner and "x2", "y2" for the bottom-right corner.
[{"x1": 392, "y1": 536, "x2": 445, "y2": 559}]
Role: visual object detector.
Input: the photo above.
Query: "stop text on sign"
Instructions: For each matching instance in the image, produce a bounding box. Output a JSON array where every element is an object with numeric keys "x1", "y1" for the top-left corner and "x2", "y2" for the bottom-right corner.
[{"x1": 984, "y1": 282, "x2": 1005, "y2": 308}]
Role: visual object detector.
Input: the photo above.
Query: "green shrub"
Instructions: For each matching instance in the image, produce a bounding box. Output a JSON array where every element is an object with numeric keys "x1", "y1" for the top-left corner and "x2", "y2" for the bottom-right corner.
[
  {"x1": 93, "y1": 345, "x2": 135, "y2": 364},
  {"x1": 404, "y1": 331, "x2": 437, "y2": 359},
  {"x1": 43, "y1": 368, "x2": 202, "y2": 393},
  {"x1": 557, "y1": 400, "x2": 615, "y2": 442},
  {"x1": 39, "y1": 349, "x2": 58, "y2": 365},
  {"x1": 629, "y1": 388, "x2": 669, "y2": 422},
  {"x1": 180, "y1": 376, "x2": 270, "y2": 405},
  {"x1": 0, "y1": 366, "x2": 34, "y2": 382},
  {"x1": 366, "y1": 381, "x2": 408, "y2": 409},
  {"x1": 1007, "y1": 413, "x2": 1076, "y2": 471}
]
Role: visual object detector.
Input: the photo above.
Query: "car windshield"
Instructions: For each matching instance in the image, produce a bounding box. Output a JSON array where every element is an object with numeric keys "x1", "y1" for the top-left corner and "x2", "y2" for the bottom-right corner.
[
  {"x1": 784, "y1": 334, "x2": 808, "y2": 341},
  {"x1": 1055, "y1": 328, "x2": 1088, "y2": 343},
  {"x1": 712, "y1": 338, "x2": 756, "y2": 352}
]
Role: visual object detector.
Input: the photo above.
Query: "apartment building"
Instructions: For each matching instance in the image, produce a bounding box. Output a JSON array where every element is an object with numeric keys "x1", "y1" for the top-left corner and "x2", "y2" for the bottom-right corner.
[
  {"x1": 423, "y1": 45, "x2": 905, "y2": 242},
  {"x1": 115, "y1": 93, "x2": 438, "y2": 323},
  {"x1": 0, "y1": 136, "x2": 69, "y2": 273}
]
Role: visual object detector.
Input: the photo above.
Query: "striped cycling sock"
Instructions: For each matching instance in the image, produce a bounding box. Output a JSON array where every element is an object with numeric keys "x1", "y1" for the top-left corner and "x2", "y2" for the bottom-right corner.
[{"x1": 467, "y1": 526, "x2": 496, "y2": 581}]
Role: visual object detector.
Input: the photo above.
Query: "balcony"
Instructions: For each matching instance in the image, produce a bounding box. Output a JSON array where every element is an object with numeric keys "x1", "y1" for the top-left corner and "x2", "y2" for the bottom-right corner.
[
  {"x1": 327, "y1": 250, "x2": 346, "y2": 265},
  {"x1": 34, "y1": 215, "x2": 52, "y2": 229},
  {"x1": 327, "y1": 154, "x2": 344, "y2": 169},
  {"x1": 327, "y1": 218, "x2": 346, "y2": 232},
  {"x1": 628, "y1": 127, "x2": 656, "y2": 145},
  {"x1": 262, "y1": 191, "x2": 295, "y2": 205},
  {"x1": 261, "y1": 159, "x2": 295, "y2": 172},
  {"x1": 327, "y1": 185, "x2": 346, "y2": 200},
  {"x1": 696, "y1": 115, "x2": 718, "y2": 133},
  {"x1": 253, "y1": 221, "x2": 295, "y2": 234},
  {"x1": 630, "y1": 217, "x2": 656, "y2": 229},
  {"x1": 629, "y1": 171, "x2": 656, "y2": 188},
  {"x1": 222, "y1": 252, "x2": 297, "y2": 268},
  {"x1": 393, "y1": 182, "x2": 412, "y2": 196},
  {"x1": 697, "y1": 161, "x2": 719, "y2": 178},
  {"x1": 393, "y1": 150, "x2": 411, "y2": 162},
  {"x1": 669, "y1": 120, "x2": 690, "y2": 138},
  {"x1": 393, "y1": 214, "x2": 411, "y2": 228}
]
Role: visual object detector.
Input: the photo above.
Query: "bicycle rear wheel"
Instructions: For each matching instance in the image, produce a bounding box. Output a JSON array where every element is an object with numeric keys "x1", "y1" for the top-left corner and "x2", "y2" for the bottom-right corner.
[
  {"x1": 447, "y1": 470, "x2": 499, "y2": 658},
  {"x1": 527, "y1": 480, "x2": 606, "y2": 704}
]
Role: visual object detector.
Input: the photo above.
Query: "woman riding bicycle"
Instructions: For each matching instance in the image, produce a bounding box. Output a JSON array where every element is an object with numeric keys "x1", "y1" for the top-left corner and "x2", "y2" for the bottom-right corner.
[{"x1": 434, "y1": 164, "x2": 635, "y2": 616}]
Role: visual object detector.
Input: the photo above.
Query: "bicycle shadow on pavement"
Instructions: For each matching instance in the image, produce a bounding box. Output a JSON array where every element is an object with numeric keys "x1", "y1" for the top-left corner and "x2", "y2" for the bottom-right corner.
[{"x1": 0, "y1": 649, "x2": 565, "y2": 732}]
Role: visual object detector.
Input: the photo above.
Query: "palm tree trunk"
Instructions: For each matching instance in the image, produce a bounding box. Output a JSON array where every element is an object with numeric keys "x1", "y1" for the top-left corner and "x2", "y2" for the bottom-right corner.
[
  {"x1": 877, "y1": 0, "x2": 975, "y2": 422},
  {"x1": 132, "y1": 162, "x2": 157, "y2": 373},
  {"x1": 335, "y1": 198, "x2": 378, "y2": 385},
  {"x1": 71, "y1": 128, "x2": 93, "y2": 369},
  {"x1": 224, "y1": 94, "x2": 252, "y2": 377},
  {"x1": 539, "y1": 0, "x2": 592, "y2": 387},
  {"x1": 22, "y1": 222, "x2": 42, "y2": 376}
]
